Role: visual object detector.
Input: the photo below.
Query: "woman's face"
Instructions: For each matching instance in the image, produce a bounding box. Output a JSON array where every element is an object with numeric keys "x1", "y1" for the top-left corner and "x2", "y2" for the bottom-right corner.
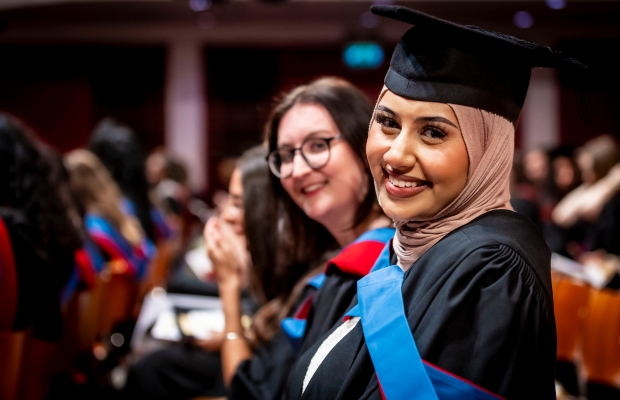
[
  {"x1": 277, "y1": 103, "x2": 367, "y2": 228},
  {"x1": 221, "y1": 168, "x2": 245, "y2": 235},
  {"x1": 366, "y1": 91, "x2": 469, "y2": 221}
]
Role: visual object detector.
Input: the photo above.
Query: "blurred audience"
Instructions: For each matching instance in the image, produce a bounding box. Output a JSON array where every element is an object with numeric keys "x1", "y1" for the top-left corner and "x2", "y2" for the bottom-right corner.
[
  {"x1": 64, "y1": 149, "x2": 152, "y2": 280},
  {"x1": 89, "y1": 118, "x2": 171, "y2": 243},
  {"x1": 123, "y1": 145, "x2": 272, "y2": 400},
  {"x1": 553, "y1": 134, "x2": 620, "y2": 256}
]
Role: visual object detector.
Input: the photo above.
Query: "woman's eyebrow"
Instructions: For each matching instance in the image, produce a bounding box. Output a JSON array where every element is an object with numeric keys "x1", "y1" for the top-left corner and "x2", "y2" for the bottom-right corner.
[
  {"x1": 376, "y1": 105, "x2": 397, "y2": 116},
  {"x1": 278, "y1": 130, "x2": 332, "y2": 148},
  {"x1": 416, "y1": 116, "x2": 458, "y2": 129}
]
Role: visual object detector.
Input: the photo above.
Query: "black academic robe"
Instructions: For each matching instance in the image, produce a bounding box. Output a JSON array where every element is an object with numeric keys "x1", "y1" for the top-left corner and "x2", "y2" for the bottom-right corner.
[
  {"x1": 233, "y1": 231, "x2": 390, "y2": 400},
  {"x1": 229, "y1": 284, "x2": 318, "y2": 400},
  {"x1": 298, "y1": 261, "x2": 378, "y2": 356},
  {"x1": 289, "y1": 210, "x2": 556, "y2": 400}
]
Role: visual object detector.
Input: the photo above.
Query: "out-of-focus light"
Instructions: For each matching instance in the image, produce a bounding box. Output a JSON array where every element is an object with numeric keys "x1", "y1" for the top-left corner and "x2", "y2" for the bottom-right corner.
[
  {"x1": 546, "y1": 0, "x2": 567, "y2": 10},
  {"x1": 189, "y1": 0, "x2": 211, "y2": 12},
  {"x1": 360, "y1": 11, "x2": 380, "y2": 29},
  {"x1": 111, "y1": 333, "x2": 125, "y2": 348},
  {"x1": 93, "y1": 344, "x2": 107, "y2": 360},
  {"x1": 344, "y1": 42, "x2": 384, "y2": 69},
  {"x1": 513, "y1": 11, "x2": 534, "y2": 29},
  {"x1": 198, "y1": 12, "x2": 216, "y2": 29}
]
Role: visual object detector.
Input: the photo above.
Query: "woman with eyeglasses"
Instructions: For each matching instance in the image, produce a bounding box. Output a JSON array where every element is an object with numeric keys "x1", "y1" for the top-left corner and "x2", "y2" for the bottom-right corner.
[{"x1": 210, "y1": 77, "x2": 393, "y2": 400}]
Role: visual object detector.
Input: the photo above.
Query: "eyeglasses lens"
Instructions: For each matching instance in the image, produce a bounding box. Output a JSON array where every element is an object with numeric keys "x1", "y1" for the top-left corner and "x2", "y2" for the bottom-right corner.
[{"x1": 269, "y1": 138, "x2": 332, "y2": 178}]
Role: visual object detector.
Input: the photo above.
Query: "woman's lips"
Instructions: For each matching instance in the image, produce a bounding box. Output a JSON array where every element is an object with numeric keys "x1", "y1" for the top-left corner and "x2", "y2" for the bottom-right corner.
[
  {"x1": 301, "y1": 182, "x2": 326, "y2": 196},
  {"x1": 383, "y1": 170, "x2": 430, "y2": 198}
]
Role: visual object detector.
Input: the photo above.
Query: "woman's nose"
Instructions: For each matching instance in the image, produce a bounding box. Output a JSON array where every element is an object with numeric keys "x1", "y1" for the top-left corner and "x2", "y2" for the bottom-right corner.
[
  {"x1": 383, "y1": 134, "x2": 416, "y2": 171},
  {"x1": 290, "y1": 151, "x2": 313, "y2": 178}
]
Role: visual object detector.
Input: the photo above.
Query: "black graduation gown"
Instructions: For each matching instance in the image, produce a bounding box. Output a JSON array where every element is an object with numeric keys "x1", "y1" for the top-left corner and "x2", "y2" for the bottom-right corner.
[
  {"x1": 289, "y1": 210, "x2": 556, "y2": 400},
  {"x1": 229, "y1": 285, "x2": 317, "y2": 400},
  {"x1": 232, "y1": 231, "x2": 390, "y2": 400},
  {"x1": 298, "y1": 263, "x2": 375, "y2": 356}
]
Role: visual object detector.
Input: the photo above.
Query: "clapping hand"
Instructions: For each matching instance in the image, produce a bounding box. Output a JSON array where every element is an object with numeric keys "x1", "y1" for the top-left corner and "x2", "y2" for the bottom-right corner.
[{"x1": 204, "y1": 216, "x2": 249, "y2": 290}]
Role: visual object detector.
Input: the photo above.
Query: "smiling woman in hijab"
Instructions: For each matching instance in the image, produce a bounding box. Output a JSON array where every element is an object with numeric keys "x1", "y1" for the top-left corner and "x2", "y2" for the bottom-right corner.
[{"x1": 287, "y1": 6, "x2": 586, "y2": 400}]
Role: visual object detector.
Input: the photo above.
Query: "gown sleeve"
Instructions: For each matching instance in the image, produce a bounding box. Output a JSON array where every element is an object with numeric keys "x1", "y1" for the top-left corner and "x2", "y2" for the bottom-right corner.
[{"x1": 230, "y1": 331, "x2": 300, "y2": 400}]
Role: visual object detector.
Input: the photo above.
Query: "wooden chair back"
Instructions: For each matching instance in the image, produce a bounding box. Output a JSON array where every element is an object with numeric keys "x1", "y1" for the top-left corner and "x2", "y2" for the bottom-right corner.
[
  {"x1": 552, "y1": 273, "x2": 591, "y2": 363},
  {"x1": 581, "y1": 288, "x2": 620, "y2": 388},
  {"x1": 77, "y1": 259, "x2": 138, "y2": 349}
]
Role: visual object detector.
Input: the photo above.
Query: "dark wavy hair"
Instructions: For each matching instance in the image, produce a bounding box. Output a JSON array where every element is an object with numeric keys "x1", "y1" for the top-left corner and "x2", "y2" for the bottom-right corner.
[
  {"x1": 88, "y1": 118, "x2": 156, "y2": 241},
  {"x1": 0, "y1": 113, "x2": 83, "y2": 283},
  {"x1": 251, "y1": 77, "x2": 376, "y2": 344},
  {"x1": 238, "y1": 146, "x2": 278, "y2": 306}
]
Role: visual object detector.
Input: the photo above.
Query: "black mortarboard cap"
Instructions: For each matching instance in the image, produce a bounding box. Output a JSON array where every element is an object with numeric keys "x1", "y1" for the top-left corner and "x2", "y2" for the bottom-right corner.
[{"x1": 371, "y1": 5, "x2": 587, "y2": 124}]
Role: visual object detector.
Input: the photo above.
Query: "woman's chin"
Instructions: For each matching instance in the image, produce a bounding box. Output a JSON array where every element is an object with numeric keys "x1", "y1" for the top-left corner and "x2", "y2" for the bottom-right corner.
[
  {"x1": 379, "y1": 195, "x2": 421, "y2": 222},
  {"x1": 302, "y1": 204, "x2": 329, "y2": 223}
]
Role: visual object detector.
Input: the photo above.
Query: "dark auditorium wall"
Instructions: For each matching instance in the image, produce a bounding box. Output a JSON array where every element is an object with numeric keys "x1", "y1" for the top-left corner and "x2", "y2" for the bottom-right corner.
[
  {"x1": 0, "y1": 45, "x2": 165, "y2": 153},
  {"x1": 205, "y1": 45, "x2": 387, "y2": 192},
  {"x1": 559, "y1": 39, "x2": 620, "y2": 147}
]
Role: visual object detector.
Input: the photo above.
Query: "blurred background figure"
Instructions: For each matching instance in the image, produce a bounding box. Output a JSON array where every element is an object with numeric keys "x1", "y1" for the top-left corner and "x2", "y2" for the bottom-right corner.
[
  {"x1": 553, "y1": 134, "x2": 620, "y2": 257},
  {"x1": 146, "y1": 147, "x2": 191, "y2": 223},
  {"x1": 123, "y1": 145, "x2": 272, "y2": 400},
  {"x1": 0, "y1": 113, "x2": 83, "y2": 400},
  {"x1": 89, "y1": 118, "x2": 170, "y2": 244},
  {"x1": 64, "y1": 149, "x2": 151, "y2": 281}
]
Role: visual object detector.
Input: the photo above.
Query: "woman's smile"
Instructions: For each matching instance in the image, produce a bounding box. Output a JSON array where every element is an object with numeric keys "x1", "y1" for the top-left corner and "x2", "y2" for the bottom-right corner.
[
  {"x1": 300, "y1": 181, "x2": 327, "y2": 196},
  {"x1": 383, "y1": 168, "x2": 431, "y2": 198}
]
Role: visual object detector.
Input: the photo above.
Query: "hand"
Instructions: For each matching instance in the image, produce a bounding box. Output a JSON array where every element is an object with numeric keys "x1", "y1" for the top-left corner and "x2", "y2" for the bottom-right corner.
[{"x1": 204, "y1": 217, "x2": 248, "y2": 289}]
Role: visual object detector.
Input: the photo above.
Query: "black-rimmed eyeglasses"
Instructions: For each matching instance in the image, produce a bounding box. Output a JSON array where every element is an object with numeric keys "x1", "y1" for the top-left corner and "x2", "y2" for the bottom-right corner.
[{"x1": 266, "y1": 135, "x2": 342, "y2": 178}]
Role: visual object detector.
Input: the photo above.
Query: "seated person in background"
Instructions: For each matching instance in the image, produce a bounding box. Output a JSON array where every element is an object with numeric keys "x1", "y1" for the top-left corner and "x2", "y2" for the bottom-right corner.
[
  {"x1": 553, "y1": 134, "x2": 620, "y2": 256},
  {"x1": 146, "y1": 147, "x2": 191, "y2": 220},
  {"x1": 89, "y1": 117, "x2": 172, "y2": 243},
  {"x1": 0, "y1": 113, "x2": 83, "y2": 400},
  {"x1": 122, "y1": 145, "x2": 273, "y2": 400},
  {"x1": 216, "y1": 77, "x2": 393, "y2": 400},
  {"x1": 64, "y1": 149, "x2": 152, "y2": 280}
]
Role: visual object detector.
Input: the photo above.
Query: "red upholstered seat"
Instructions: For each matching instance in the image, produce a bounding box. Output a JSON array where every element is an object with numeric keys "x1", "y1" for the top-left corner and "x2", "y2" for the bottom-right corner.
[{"x1": 0, "y1": 218, "x2": 24, "y2": 400}]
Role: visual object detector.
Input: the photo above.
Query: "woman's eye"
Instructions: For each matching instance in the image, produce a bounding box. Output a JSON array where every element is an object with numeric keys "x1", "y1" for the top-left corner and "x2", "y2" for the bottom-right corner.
[
  {"x1": 307, "y1": 141, "x2": 327, "y2": 153},
  {"x1": 375, "y1": 115, "x2": 400, "y2": 131},
  {"x1": 421, "y1": 127, "x2": 446, "y2": 141}
]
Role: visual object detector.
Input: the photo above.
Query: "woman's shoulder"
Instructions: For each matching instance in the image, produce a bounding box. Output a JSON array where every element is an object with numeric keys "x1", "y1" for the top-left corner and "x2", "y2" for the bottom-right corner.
[
  {"x1": 418, "y1": 210, "x2": 553, "y2": 302},
  {"x1": 445, "y1": 210, "x2": 550, "y2": 269}
]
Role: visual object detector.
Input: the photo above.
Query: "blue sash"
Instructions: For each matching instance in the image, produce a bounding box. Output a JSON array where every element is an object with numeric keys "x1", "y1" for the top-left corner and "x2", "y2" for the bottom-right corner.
[{"x1": 345, "y1": 265, "x2": 501, "y2": 400}]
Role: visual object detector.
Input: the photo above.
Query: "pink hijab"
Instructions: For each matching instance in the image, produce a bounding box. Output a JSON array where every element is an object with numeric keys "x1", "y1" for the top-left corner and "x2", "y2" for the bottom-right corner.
[{"x1": 371, "y1": 87, "x2": 515, "y2": 270}]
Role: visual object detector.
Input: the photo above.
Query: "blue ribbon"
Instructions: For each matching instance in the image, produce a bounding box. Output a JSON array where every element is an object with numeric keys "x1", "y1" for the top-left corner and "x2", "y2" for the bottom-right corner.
[{"x1": 346, "y1": 265, "x2": 500, "y2": 400}]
